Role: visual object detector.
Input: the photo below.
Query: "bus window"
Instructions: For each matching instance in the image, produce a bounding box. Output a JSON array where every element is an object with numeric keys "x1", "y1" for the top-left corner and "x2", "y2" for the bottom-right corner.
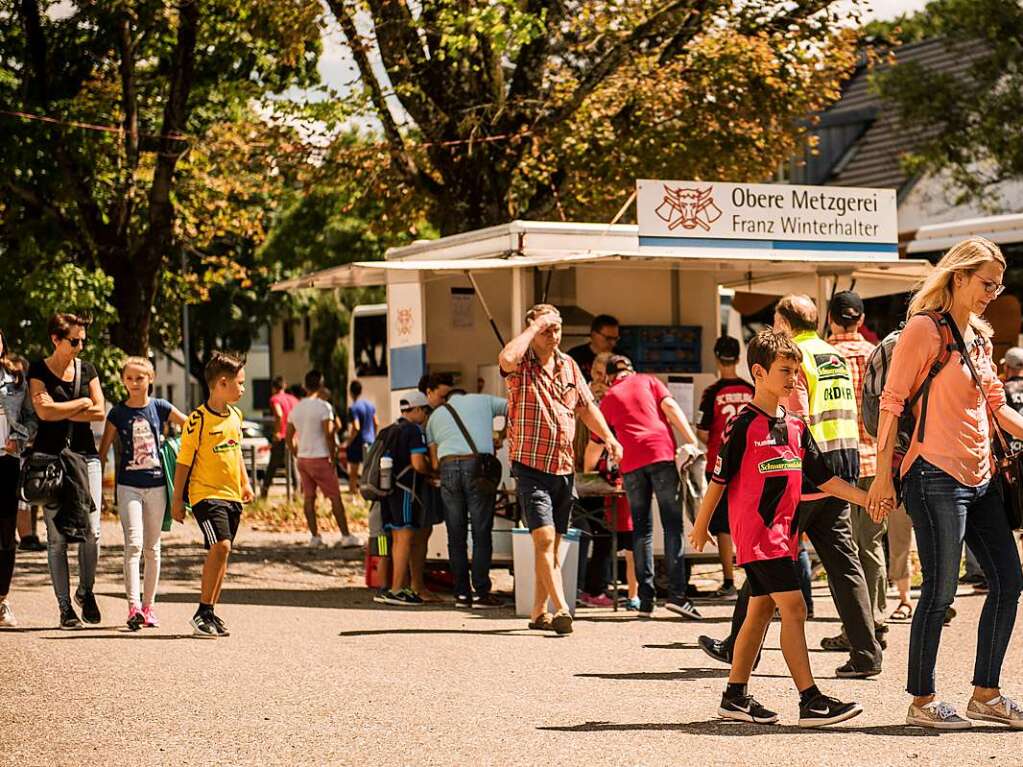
[{"x1": 353, "y1": 312, "x2": 387, "y2": 377}]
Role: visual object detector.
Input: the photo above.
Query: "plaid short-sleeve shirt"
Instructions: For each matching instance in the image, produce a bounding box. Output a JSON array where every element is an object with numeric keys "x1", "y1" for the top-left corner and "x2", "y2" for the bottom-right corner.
[
  {"x1": 831, "y1": 332, "x2": 878, "y2": 478},
  {"x1": 505, "y1": 347, "x2": 593, "y2": 476}
]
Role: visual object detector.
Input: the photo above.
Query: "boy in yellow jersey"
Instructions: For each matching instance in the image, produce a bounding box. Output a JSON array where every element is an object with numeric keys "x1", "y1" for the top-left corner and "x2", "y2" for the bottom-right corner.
[{"x1": 171, "y1": 352, "x2": 253, "y2": 638}]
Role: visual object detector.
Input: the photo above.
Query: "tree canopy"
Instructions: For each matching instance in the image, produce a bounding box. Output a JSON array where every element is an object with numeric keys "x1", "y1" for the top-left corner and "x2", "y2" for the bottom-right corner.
[
  {"x1": 869, "y1": 0, "x2": 1023, "y2": 205},
  {"x1": 324, "y1": 0, "x2": 862, "y2": 234},
  {"x1": 0, "y1": 0, "x2": 321, "y2": 355}
]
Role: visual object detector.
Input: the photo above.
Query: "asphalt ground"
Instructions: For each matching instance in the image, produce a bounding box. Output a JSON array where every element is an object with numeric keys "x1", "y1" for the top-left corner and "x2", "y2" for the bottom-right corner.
[{"x1": 4, "y1": 519, "x2": 1023, "y2": 766}]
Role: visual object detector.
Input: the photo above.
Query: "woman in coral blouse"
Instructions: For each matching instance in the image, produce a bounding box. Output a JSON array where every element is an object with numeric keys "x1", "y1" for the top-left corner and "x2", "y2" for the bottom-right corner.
[{"x1": 869, "y1": 236, "x2": 1023, "y2": 730}]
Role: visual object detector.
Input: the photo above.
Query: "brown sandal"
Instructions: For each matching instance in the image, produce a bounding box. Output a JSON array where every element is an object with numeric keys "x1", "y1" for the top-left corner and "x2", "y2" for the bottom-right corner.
[
  {"x1": 889, "y1": 601, "x2": 913, "y2": 622},
  {"x1": 528, "y1": 612, "x2": 555, "y2": 631}
]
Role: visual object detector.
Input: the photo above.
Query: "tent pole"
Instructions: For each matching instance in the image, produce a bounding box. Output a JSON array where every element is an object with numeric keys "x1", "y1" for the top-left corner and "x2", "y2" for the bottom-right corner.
[{"x1": 466, "y1": 271, "x2": 506, "y2": 347}]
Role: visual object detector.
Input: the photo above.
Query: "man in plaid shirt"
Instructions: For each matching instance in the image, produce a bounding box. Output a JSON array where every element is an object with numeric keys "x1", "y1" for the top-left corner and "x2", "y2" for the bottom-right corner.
[
  {"x1": 500, "y1": 303, "x2": 622, "y2": 635},
  {"x1": 825, "y1": 290, "x2": 887, "y2": 650}
]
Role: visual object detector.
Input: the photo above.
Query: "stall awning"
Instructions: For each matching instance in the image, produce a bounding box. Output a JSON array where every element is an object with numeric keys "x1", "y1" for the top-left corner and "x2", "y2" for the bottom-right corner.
[
  {"x1": 720, "y1": 260, "x2": 933, "y2": 299},
  {"x1": 270, "y1": 252, "x2": 609, "y2": 291}
]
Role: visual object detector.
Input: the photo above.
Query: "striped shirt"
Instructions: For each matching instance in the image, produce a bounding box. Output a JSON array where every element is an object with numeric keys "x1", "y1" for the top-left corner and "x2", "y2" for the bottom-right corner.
[
  {"x1": 831, "y1": 332, "x2": 878, "y2": 478},
  {"x1": 505, "y1": 347, "x2": 593, "y2": 476}
]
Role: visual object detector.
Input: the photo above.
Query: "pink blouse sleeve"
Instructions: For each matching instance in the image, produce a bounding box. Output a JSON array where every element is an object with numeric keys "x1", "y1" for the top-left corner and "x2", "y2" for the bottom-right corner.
[{"x1": 879, "y1": 314, "x2": 940, "y2": 417}]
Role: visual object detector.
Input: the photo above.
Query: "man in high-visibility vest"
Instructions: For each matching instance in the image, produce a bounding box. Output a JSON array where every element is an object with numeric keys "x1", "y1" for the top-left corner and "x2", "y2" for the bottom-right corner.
[{"x1": 698, "y1": 294, "x2": 882, "y2": 679}]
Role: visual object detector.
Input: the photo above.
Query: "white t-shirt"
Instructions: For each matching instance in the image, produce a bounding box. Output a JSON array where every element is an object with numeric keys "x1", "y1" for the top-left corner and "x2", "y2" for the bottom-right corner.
[{"x1": 289, "y1": 397, "x2": 334, "y2": 459}]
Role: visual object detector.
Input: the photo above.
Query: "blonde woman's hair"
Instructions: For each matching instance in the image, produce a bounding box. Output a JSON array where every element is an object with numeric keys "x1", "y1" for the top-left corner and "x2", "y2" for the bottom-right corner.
[
  {"x1": 121, "y1": 356, "x2": 156, "y2": 380},
  {"x1": 907, "y1": 236, "x2": 1005, "y2": 337}
]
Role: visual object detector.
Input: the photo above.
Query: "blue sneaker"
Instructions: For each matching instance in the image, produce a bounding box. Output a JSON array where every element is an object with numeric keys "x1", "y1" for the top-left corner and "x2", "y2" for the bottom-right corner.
[{"x1": 624, "y1": 598, "x2": 641, "y2": 611}]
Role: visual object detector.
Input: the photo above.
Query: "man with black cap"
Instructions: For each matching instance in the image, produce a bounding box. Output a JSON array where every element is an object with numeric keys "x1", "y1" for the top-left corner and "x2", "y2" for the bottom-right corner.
[
  {"x1": 696, "y1": 336, "x2": 754, "y2": 599},
  {"x1": 594, "y1": 353, "x2": 703, "y2": 619},
  {"x1": 825, "y1": 290, "x2": 888, "y2": 652}
]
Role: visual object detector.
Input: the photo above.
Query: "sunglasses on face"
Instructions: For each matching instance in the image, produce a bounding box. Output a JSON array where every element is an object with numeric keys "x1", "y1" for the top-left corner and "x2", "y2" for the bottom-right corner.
[
  {"x1": 596, "y1": 330, "x2": 620, "y2": 343},
  {"x1": 64, "y1": 337, "x2": 86, "y2": 348}
]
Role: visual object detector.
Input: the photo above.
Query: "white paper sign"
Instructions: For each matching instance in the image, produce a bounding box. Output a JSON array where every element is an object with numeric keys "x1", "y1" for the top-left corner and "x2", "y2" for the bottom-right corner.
[
  {"x1": 451, "y1": 287, "x2": 474, "y2": 328},
  {"x1": 637, "y1": 179, "x2": 898, "y2": 246},
  {"x1": 668, "y1": 375, "x2": 695, "y2": 423}
]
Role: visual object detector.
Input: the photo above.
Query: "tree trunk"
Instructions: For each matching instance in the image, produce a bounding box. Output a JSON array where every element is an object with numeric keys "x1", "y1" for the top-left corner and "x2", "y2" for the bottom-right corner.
[{"x1": 106, "y1": 249, "x2": 160, "y2": 355}]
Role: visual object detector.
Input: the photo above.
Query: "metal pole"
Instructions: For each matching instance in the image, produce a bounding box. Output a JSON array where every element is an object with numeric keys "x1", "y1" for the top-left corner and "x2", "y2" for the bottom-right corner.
[
  {"x1": 181, "y1": 248, "x2": 192, "y2": 411},
  {"x1": 466, "y1": 271, "x2": 506, "y2": 347}
]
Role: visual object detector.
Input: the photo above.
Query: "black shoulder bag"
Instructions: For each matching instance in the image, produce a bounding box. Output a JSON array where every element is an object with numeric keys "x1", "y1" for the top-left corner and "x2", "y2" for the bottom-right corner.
[
  {"x1": 946, "y1": 315, "x2": 1023, "y2": 530},
  {"x1": 19, "y1": 359, "x2": 80, "y2": 506},
  {"x1": 442, "y1": 402, "x2": 503, "y2": 496}
]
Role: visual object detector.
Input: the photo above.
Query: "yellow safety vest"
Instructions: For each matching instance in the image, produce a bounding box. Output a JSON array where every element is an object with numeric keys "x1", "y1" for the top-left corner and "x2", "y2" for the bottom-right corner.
[{"x1": 792, "y1": 331, "x2": 861, "y2": 456}]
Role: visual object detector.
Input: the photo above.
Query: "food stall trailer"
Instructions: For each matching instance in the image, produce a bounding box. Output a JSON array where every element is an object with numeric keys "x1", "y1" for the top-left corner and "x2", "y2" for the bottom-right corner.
[{"x1": 274, "y1": 180, "x2": 930, "y2": 571}]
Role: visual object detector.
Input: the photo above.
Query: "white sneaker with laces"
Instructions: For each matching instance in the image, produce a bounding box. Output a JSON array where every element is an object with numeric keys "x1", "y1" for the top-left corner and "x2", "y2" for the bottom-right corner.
[
  {"x1": 0, "y1": 601, "x2": 16, "y2": 628},
  {"x1": 338, "y1": 534, "x2": 365, "y2": 548},
  {"x1": 907, "y1": 700, "x2": 971, "y2": 730},
  {"x1": 309, "y1": 535, "x2": 324, "y2": 547}
]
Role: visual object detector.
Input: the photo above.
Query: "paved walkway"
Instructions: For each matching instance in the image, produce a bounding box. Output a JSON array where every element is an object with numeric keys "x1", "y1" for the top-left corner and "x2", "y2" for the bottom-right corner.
[{"x1": 4, "y1": 520, "x2": 1023, "y2": 766}]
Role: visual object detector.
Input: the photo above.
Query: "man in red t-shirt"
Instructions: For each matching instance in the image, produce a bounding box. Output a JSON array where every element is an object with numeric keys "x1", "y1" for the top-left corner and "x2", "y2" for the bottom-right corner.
[
  {"x1": 597, "y1": 354, "x2": 703, "y2": 620},
  {"x1": 260, "y1": 376, "x2": 299, "y2": 498},
  {"x1": 696, "y1": 336, "x2": 754, "y2": 599}
]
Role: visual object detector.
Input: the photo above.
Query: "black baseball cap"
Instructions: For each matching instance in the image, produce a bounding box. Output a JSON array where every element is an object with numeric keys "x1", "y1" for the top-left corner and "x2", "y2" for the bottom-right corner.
[
  {"x1": 830, "y1": 290, "x2": 865, "y2": 323},
  {"x1": 605, "y1": 354, "x2": 634, "y2": 377},
  {"x1": 713, "y1": 336, "x2": 740, "y2": 362}
]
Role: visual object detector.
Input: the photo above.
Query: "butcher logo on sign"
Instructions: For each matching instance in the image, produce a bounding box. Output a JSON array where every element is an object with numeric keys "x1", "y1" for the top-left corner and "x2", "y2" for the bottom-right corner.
[
  {"x1": 655, "y1": 186, "x2": 722, "y2": 231},
  {"x1": 396, "y1": 307, "x2": 414, "y2": 338}
]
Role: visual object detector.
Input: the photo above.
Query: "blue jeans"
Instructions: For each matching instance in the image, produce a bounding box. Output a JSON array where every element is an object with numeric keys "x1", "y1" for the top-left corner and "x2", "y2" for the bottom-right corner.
[
  {"x1": 903, "y1": 458, "x2": 1023, "y2": 696},
  {"x1": 622, "y1": 461, "x2": 684, "y2": 603},
  {"x1": 441, "y1": 459, "x2": 496, "y2": 598},
  {"x1": 43, "y1": 457, "x2": 102, "y2": 610}
]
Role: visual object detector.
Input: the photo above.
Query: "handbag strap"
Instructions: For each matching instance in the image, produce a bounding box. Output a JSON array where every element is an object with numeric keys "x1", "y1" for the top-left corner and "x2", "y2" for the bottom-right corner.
[
  {"x1": 442, "y1": 402, "x2": 481, "y2": 456},
  {"x1": 943, "y1": 313, "x2": 1014, "y2": 459},
  {"x1": 65, "y1": 358, "x2": 81, "y2": 450}
]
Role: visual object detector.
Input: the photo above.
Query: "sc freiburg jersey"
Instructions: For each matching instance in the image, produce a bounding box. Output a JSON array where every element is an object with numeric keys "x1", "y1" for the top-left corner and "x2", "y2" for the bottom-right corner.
[
  {"x1": 696, "y1": 378, "x2": 755, "y2": 473},
  {"x1": 711, "y1": 404, "x2": 833, "y2": 565}
]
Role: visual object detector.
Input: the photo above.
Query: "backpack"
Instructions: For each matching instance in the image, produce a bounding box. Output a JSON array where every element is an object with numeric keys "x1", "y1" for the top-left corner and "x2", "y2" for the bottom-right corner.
[
  {"x1": 861, "y1": 310, "x2": 955, "y2": 470},
  {"x1": 359, "y1": 422, "x2": 405, "y2": 501}
]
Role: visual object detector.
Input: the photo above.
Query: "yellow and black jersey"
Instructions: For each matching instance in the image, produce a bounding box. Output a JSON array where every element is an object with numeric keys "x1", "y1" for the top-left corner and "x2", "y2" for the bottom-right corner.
[{"x1": 178, "y1": 403, "x2": 244, "y2": 504}]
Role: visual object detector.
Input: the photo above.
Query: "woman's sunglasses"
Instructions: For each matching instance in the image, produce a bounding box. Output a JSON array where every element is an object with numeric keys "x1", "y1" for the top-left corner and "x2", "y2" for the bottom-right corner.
[{"x1": 64, "y1": 337, "x2": 86, "y2": 348}]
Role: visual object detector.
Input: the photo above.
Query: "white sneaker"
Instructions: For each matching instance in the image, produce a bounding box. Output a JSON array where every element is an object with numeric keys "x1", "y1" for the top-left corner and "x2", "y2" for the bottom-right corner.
[
  {"x1": 309, "y1": 535, "x2": 324, "y2": 547},
  {"x1": 338, "y1": 534, "x2": 365, "y2": 548},
  {"x1": 0, "y1": 601, "x2": 16, "y2": 628}
]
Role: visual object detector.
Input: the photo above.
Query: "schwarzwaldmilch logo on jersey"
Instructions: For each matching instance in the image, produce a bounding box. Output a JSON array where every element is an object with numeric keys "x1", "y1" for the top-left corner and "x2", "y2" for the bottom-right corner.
[
  {"x1": 814, "y1": 353, "x2": 851, "y2": 382},
  {"x1": 655, "y1": 186, "x2": 722, "y2": 231},
  {"x1": 212, "y1": 438, "x2": 240, "y2": 454},
  {"x1": 758, "y1": 456, "x2": 802, "y2": 474}
]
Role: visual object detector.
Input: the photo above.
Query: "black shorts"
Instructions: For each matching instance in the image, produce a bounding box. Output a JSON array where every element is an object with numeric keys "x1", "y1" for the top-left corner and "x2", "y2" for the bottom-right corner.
[
  {"x1": 742, "y1": 557, "x2": 801, "y2": 597},
  {"x1": 708, "y1": 476, "x2": 730, "y2": 536},
  {"x1": 615, "y1": 531, "x2": 633, "y2": 552},
  {"x1": 346, "y1": 439, "x2": 365, "y2": 465},
  {"x1": 369, "y1": 532, "x2": 392, "y2": 557},
  {"x1": 513, "y1": 462, "x2": 575, "y2": 535},
  {"x1": 192, "y1": 499, "x2": 242, "y2": 549},
  {"x1": 383, "y1": 488, "x2": 425, "y2": 531}
]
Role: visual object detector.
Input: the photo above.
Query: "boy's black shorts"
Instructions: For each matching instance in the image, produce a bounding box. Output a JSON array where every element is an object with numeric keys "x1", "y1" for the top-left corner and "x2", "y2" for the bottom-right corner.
[
  {"x1": 193, "y1": 499, "x2": 242, "y2": 549},
  {"x1": 743, "y1": 557, "x2": 801, "y2": 597}
]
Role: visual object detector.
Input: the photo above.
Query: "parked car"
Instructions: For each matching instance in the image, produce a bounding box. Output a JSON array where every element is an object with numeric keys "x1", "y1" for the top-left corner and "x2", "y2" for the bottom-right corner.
[{"x1": 240, "y1": 420, "x2": 271, "y2": 479}]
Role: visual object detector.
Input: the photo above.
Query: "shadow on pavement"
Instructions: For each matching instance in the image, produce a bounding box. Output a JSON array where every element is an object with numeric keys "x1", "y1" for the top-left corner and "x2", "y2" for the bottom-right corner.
[
  {"x1": 338, "y1": 627, "x2": 540, "y2": 638},
  {"x1": 42, "y1": 633, "x2": 196, "y2": 641},
  {"x1": 576, "y1": 668, "x2": 729, "y2": 681},
  {"x1": 538, "y1": 720, "x2": 1009, "y2": 736},
  {"x1": 121, "y1": 588, "x2": 373, "y2": 609}
]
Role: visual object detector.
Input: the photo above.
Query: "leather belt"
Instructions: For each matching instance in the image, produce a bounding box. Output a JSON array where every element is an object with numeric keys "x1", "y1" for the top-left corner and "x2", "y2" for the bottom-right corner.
[{"x1": 439, "y1": 454, "x2": 476, "y2": 465}]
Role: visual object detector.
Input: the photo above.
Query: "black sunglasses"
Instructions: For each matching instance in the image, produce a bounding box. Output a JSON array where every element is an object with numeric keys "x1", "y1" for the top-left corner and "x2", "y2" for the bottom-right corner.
[{"x1": 65, "y1": 337, "x2": 86, "y2": 348}]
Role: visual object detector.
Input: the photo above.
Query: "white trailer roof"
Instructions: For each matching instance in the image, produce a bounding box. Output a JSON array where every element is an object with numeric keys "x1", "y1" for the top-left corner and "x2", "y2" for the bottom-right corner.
[
  {"x1": 908, "y1": 213, "x2": 1023, "y2": 254},
  {"x1": 272, "y1": 220, "x2": 930, "y2": 298}
]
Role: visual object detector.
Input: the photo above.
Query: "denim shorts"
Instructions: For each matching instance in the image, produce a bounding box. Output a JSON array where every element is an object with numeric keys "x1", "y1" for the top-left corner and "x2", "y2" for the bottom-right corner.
[{"x1": 513, "y1": 461, "x2": 575, "y2": 534}]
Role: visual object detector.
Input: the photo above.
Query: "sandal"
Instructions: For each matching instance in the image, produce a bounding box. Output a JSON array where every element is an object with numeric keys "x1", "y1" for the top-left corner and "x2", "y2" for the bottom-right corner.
[{"x1": 889, "y1": 601, "x2": 913, "y2": 622}]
